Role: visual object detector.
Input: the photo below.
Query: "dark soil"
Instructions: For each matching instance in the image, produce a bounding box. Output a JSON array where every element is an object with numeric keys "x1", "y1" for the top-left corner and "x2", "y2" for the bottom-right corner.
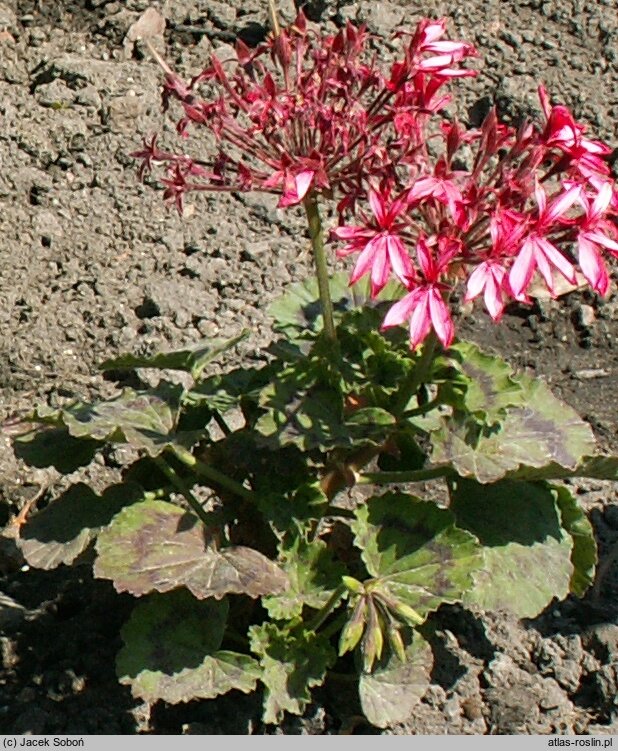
[{"x1": 1, "y1": 0, "x2": 617, "y2": 735}]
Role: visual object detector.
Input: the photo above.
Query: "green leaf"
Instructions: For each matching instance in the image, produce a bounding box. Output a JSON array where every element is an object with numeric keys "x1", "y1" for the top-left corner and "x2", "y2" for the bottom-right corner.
[
  {"x1": 58, "y1": 385, "x2": 200, "y2": 457},
  {"x1": 359, "y1": 632, "x2": 433, "y2": 729},
  {"x1": 451, "y1": 479, "x2": 573, "y2": 618},
  {"x1": 351, "y1": 494, "x2": 482, "y2": 622},
  {"x1": 441, "y1": 341, "x2": 525, "y2": 423},
  {"x1": 262, "y1": 535, "x2": 346, "y2": 620},
  {"x1": 507, "y1": 454, "x2": 618, "y2": 482},
  {"x1": 431, "y1": 379, "x2": 596, "y2": 483},
  {"x1": 553, "y1": 485, "x2": 597, "y2": 597},
  {"x1": 94, "y1": 499, "x2": 288, "y2": 599},
  {"x1": 12, "y1": 427, "x2": 101, "y2": 473},
  {"x1": 117, "y1": 590, "x2": 260, "y2": 704},
  {"x1": 187, "y1": 365, "x2": 273, "y2": 416},
  {"x1": 18, "y1": 482, "x2": 144, "y2": 570},
  {"x1": 101, "y1": 330, "x2": 249, "y2": 381},
  {"x1": 249, "y1": 622, "x2": 336, "y2": 724},
  {"x1": 268, "y1": 271, "x2": 402, "y2": 339}
]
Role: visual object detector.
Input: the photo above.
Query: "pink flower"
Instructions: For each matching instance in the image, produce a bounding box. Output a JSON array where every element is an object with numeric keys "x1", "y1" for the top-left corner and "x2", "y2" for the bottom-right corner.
[
  {"x1": 509, "y1": 182, "x2": 581, "y2": 298},
  {"x1": 465, "y1": 210, "x2": 526, "y2": 319},
  {"x1": 575, "y1": 182, "x2": 618, "y2": 295},
  {"x1": 333, "y1": 188, "x2": 413, "y2": 297},
  {"x1": 381, "y1": 235, "x2": 457, "y2": 349},
  {"x1": 538, "y1": 85, "x2": 612, "y2": 179}
]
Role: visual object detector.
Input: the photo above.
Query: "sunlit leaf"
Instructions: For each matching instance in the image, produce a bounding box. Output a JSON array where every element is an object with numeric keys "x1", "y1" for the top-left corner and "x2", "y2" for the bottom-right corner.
[
  {"x1": 432, "y1": 378, "x2": 595, "y2": 483},
  {"x1": 249, "y1": 622, "x2": 336, "y2": 724},
  {"x1": 451, "y1": 478, "x2": 573, "y2": 617},
  {"x1": 441, "y1": 341, "x2": 525, "y2": 423},
  {"x1": 553, "y1": 484, "x2": 597, "y2": 597},
  {"x1": 117, "y1": 590, "x2": 260, "y2": 703},
  {"x1": 359, "y1": 632, "x2": 433, "y2": 729},
  {"x1": 262, "y1": 535, "x2": 346, "y2": 619},
  {"x1": 95, "y1": 499, "x2": 288, "y2": 599},
  {"x1": 351, "y1": 494, "x2": 482, "y2": 622},
  {"x1": 101, "y1": 330, "x2": 249, "y2": 381}
]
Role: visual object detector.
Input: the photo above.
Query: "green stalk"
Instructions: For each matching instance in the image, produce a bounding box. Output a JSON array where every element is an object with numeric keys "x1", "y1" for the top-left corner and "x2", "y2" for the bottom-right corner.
[
  {"x1": 171, "y1": 445, "x2": 255, "y2": 501},
  {"x1": 394, "y1": 330, "x2": 439, "y2": 416},
  {"x1": 357, "y1": 466, "x2": 454, "y2": 486},
  {"x1": 303, "y1": 192, "x2": 337, "y2": 342},
  {"x1": 154, "y1": 456, "x2": 212, "y2": 527},
  {"x1": 307, "y1": 584, "x2": 346, "y2": 632}
]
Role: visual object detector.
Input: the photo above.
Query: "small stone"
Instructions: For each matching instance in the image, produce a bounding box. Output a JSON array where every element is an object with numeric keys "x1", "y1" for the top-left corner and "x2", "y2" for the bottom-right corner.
[
  {"x1": 462, "y1": 695, "x2": 484, "y2": 720},
  {"x1": 579, "y1": 304, "x2": 596, "y2": 328}
]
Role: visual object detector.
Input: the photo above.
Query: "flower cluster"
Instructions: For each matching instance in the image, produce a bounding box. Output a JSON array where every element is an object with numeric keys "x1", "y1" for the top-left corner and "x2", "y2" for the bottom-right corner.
[{"x1": 134, "y1": 12, "x2": 618, "y2": 350}]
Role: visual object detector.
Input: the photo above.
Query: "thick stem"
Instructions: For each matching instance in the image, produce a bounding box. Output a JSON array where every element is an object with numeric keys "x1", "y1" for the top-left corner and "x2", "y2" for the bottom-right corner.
[
  {"x1": 154, "y1": 455, "x2": 212, "y2": 527},
  {"x1": 307, "y1": 584, "x2": 346, "y2": 632},
  {"x1": 303, "y1": 192, "x2": 337, "y2": 342},
  {"x1": 171, "y1": 445, "x2": 255, "y2": 501},
  {"x1": 357, "y1": 466, "x2": 454, "y2": 486}
]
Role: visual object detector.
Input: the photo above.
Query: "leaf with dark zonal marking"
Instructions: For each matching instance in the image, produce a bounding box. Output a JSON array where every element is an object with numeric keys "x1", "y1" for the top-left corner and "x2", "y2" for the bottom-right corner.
[
  {"x1": 553, "y1": 484, "x2": 597, "y2": 597},
  {"x1": 94, "y1": 499, "x2": 288, "y2": 599},
  {"x1": 507, "y1": 455, "x2": 618, "y2": 482},
  {"x1": 359, "y1": 632, "x2": 433, "y2": 729},
  {"x1": 58, "y1": 384, "x2": 202, "y2": 457},
  {"x1": 18, "y1": 482, "x2": 144, "y2": 570},
  {"x1": 249, "y1": 622, "x2": 336, "y2": 724},
  {"x1": 101, "y1": 330, "x2": 249, "y2": 381},
  {"x1": 451, "y1": 478, "x2": 573, "y2": 617},
  {"x1": 431, "y1": 378, "x2": 595, "y2": 483},
  {"x1": 117, "y1": 590, "x2": 260, "y2": 704},
  {"x1": 441, "y1": 341, "x2": 525, "y2": 423},
  {"x1": 351, "y1": 494, "x2": 482, "y2": 622}
]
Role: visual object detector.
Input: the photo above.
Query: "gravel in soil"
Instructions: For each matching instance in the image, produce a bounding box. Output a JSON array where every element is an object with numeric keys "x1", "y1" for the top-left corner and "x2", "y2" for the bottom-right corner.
[{"x1": 1, "y1": 0, "x2": 618, "y2": 734}]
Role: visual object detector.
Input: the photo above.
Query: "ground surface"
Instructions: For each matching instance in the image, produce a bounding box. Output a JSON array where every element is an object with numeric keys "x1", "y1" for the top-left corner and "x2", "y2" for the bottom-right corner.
[{"x1": 0, "y1": 0, "x2": 617, "y2": 735}]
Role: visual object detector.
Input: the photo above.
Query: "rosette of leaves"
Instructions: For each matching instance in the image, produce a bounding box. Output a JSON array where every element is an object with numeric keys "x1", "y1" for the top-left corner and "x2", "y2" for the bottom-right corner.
[{"x1": 4, "y1": 275, "x2": 613, "y2": 729}]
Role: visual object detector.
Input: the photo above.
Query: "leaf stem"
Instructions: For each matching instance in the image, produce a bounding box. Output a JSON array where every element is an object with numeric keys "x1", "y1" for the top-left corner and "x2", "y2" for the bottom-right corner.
[
  {"x1": 394, "y1": 331, "x2": 438, "y2": 415},
  {"x1": 303, "y1": 192, "x2": 337, "y2": 342},
  {"x1": 154, "y1": 456, "x2": 212, "y2": 527},
  {"x1": 307, "y1": 584, "x2": 346, "y2": 632},
  {"x1": 171, "y1": 445, "x2": 255, "y2": 501},
  {"x1": 357, "y1": 466, "x2": 454, "y2": 486}
]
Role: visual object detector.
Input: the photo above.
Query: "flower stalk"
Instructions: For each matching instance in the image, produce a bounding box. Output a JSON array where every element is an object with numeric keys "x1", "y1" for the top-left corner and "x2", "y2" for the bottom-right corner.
[{"x1": 303, "y1": 192, "x2": 337, "y2": 342}]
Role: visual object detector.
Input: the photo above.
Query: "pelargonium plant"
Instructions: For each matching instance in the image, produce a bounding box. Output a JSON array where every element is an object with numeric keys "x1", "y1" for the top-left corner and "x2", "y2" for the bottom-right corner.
[{"x1": 8, "y1": 5, "x2": 618, "y2": 730}]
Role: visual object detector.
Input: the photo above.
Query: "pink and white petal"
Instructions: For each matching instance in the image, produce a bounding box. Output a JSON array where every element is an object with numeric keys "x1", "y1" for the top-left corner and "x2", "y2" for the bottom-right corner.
[
  {"x1": 534, "y1": 181, "x2": 547, "y2": 215},
  {"x1": 428, "y1": 288, "x2": 454, "y2": 347},
  {"x1": 545, "y1": 184, "x2": 581, "y2": 223},
  {"x1": 416, "y1": 235, "x2": 434, "y2": 279},
  {"x1": 586, "y1": 230, "x2": 618, "y2": 254},
  {"x1": 464, "y1": 263, "x2": 489, "y2": 301},
  {"x1": 386, "y1": 235, "x2": 413, "y2": 282},
  {"x1": 368, "y1": 189, "x2": 387, "y2": 226},
  {"x1": 509, "y1": 240, "x2": 536, "y2": 298},
  {"x1": 538, "y1": 237, "x2": 576, "y2": 283},
  {"x1": 331, "y1": 225, "x2": 371, "y2": 241},
  {"x1": 370, "y1": 244, "x2": 390, "y2": 297},
  {"x1": 382, "y1": 288, "x2": 422, "y2": 329},
  {"x1": 484, "y1": 276, "x2": 504, "y2": 321},
  {"x1": 408, "y1": 294, "x2": 432, "y2": 349},
  {"x1": 578, "y1": 236, "x2": 610, "y2": 295},
  {"x1": 294, "y1": 170, "x2": 315, "y2": 202},
  {"x1": 590, "y1": 181, "x2": 613, "y2": 219},
  {"x1": 350, "y1": 240, "x2": 378, "y2": 285}
]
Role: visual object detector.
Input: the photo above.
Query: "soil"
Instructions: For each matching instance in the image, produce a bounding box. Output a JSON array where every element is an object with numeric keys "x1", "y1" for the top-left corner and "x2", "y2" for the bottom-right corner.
[{"x1": 0, "y1": 0, "x2": 617, "y2": 736}]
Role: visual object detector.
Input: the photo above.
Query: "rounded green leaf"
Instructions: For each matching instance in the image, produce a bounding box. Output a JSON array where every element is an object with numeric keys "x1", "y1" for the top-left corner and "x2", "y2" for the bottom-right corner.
[
  {"x1": 95, "y1": 499, "x2": 288, "y2": 599},
  {"x1": 359, "y1": 632, "x2": 433, "y2": 729},
  {"x1": 117, "y1": 590, "x2": 260, "y2": 704},
  {"x1": 351, "y1": 494, "x2": 482, "y2": 621},
  {"x1": 451, "y1": 479, "x2": 573, "y2": 617}
]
